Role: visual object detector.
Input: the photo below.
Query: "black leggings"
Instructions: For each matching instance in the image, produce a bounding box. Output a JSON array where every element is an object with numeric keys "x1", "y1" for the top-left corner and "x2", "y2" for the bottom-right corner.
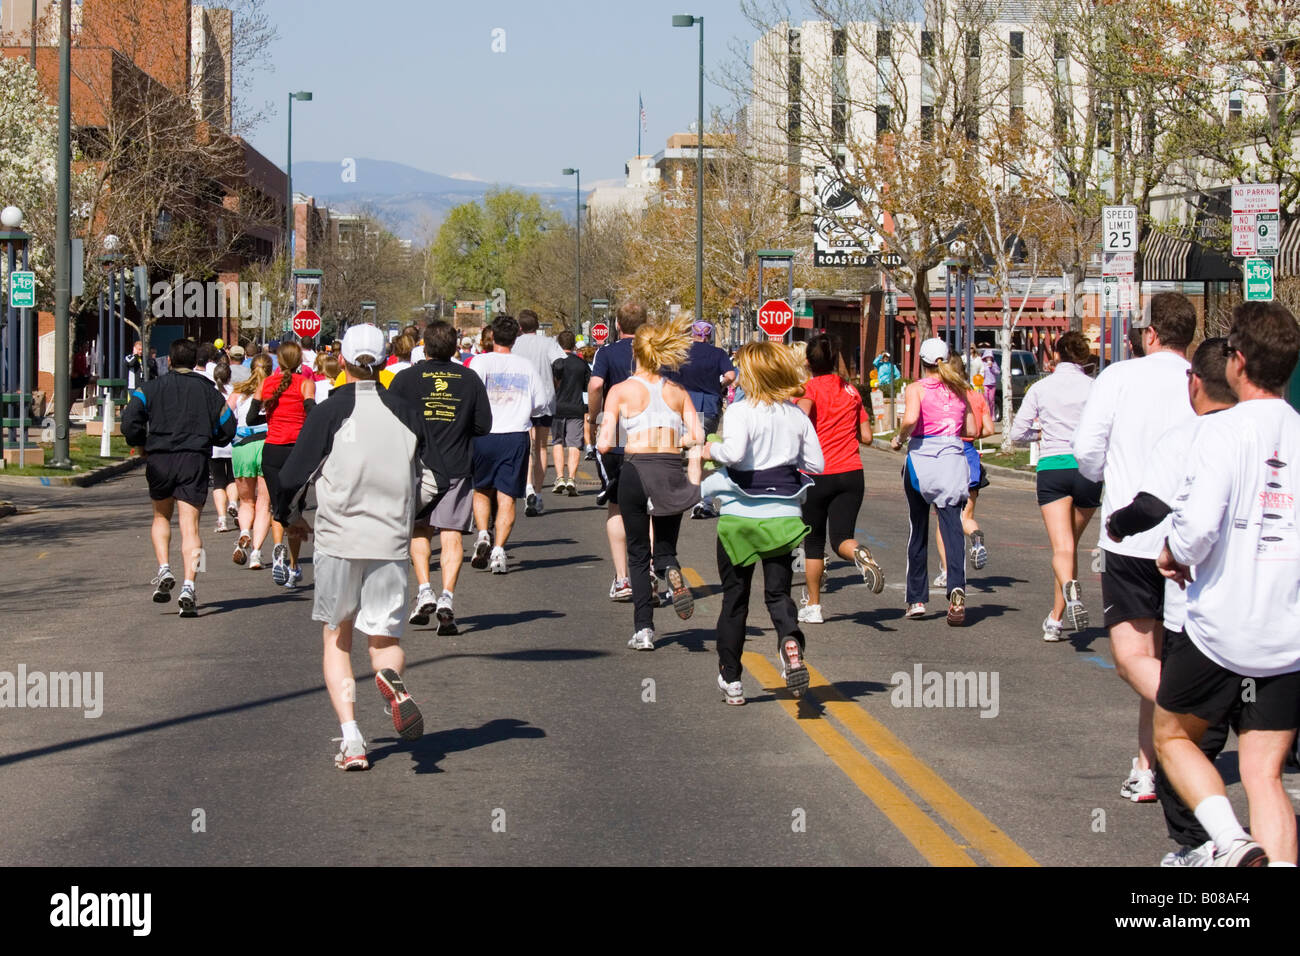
[
  {"x1": 618, "y1": 457, "x2": 684, "y2": 633},
  {"x1": 715, "y1": 539, "x2": 802, "y2": 683},
  {"x1": 261, "y1": 443, "x2": 294, "y2": 516},
  {"x1": 801, "y1": 469, "x2": 864, "y2": 558}
]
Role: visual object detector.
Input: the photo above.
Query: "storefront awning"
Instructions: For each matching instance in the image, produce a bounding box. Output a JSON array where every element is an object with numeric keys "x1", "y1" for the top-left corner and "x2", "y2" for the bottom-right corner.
[{"x1": 1141, "y1": 230, "x2": 1192, "y2": 281}]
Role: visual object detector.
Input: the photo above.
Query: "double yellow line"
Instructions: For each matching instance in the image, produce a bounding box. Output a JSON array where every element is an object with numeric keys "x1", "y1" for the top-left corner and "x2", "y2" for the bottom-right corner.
[{"x1": 681, "y1": 567, "x2": 1036, "y2": 867}]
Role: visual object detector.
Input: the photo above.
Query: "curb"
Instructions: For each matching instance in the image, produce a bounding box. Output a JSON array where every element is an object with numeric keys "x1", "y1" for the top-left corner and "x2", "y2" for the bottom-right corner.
[
  {"x1": 0, "y1": 455, "x2": 144, "y2": 489},
  {"x1": 864, "y1": 442, "x2": 1037, "y2": 485}
]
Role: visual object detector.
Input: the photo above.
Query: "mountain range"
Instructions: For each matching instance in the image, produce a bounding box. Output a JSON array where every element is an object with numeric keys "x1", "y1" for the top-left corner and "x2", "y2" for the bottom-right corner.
[{"x1": 289, "y1": 158, "x2": 602, "y2": 243}]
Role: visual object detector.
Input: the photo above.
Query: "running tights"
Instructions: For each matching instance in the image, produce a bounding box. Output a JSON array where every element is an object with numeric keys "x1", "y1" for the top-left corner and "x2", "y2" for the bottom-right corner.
[
  {"x1": 715, "y1": 539, "x2": 802, "y2": 684},
  {"x1": 618, "y1": 458, "x2": 683, "y2": 633}
]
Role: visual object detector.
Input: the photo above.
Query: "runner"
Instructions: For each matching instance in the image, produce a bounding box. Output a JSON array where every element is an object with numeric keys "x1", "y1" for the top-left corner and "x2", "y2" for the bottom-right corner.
[
  {"x1": 1153, "y1": 302, "x2": 1300, "y2": 865},
  {"x1": 1074, "y1": 292, "x2": 1195, "y2": 802},
  {"x1": 932, "y1": 354, "x2": 995, "y2": 586},
  {"x1": 550, "y1": 329, "x2": 590, "y2": 496},
  {"x1": 469, "y1": 315, "x2": 548, "y2": 574},
  {"x1": 701, "y1": 340, "x2": 823, "y2": 701},
  {"x1": 1105, "y1": 337, "x2": 1239, "y2": 865},
  {"x1": 795, "y1": 333, "x2": 883, "y2": 624},
  {"x1": 209, "y1": 362, "x2": 238, "y2": 534},
  {"x1": 588, "y1": 303, "x2": 649, "y2": 601},
  {"x1": 512, "y1": 310, "x2": 565, "y2": 516},
  {"x1": 597, "y1": 316, "x2": 704, "y2": 651},
  {"x1": 274, "y1": 324, "x2": 430, "y2": 771},
  {"x1": 1008, "y1": 331, "x2": 1100, "y2": 642},
  {"x1": 889, "y1": 338, "x2": 977, "y2": 625},
  {"x1": 664, "y1": 320, "x2": 736, "y2": 519},
  {"x1": 121, "y1": 338, "x2": 236, "y2": 617},
  {"x1": 230, "y1": 353, "x2": 273, "y2": 569},
  {"x1": 389, "y1": 320, "x2": 491, "y2": 634},
  {"x1": 248, "y1": 341, "x2": 317, "y2": 588}
]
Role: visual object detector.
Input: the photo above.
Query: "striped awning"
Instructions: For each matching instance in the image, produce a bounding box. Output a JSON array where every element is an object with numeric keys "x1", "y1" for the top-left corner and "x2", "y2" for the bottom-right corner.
[
  {"x1": 1141, "y1": 230, "x2": 1193, "y2": 281},
  {"x1": 1278, "y1": 218, "x2": 1300, "y2": 278}
]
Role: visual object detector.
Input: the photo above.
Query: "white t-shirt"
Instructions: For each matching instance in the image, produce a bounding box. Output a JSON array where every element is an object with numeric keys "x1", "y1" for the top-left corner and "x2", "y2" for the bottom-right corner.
[
  {"x1": 471, "y1": 351, "x2": 548, "y2": 434},
  {"x1": 710, "y1": 400, "x2": 824, "y2": 474},
  {"x1": 301, "y1": 348, "x2": 317, "y2": 369},
  {"x1": 510, "y1": 332, "x2": 565, "y2": 415},
  {"x1": 314, "y1": 379, "x2": 334, "y2": 403},
  {"x1": 1169, "y1": 399, "x2": 1300, "y2": 676},
  {"x1": 410, "y1": 344, "x2": 425, "y2": 364}
]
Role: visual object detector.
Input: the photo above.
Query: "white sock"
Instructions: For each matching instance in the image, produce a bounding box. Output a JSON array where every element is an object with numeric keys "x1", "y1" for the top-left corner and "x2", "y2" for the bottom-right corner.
[
  {"x1": 526, "y1": 484, "x2": 535, "y2": 496},
  {"x1": 341, "y1": 720, "x2": 363, "y2": 745},
  {"x1": 183, "y1": 579, "x2": 194, "y2": 590},
  {"x1": 441, "y1": 589, "x2": 454, "y2": 600},
  {"x1": 1268, "y1": 861, "x2": 1297, "y2": 866},
  {"x1": 1193, "y1": 795, "x2": 1249, "y2": 848},
  {"x1": 416, "y1": 582, "x2": 433, "y2": 594}
]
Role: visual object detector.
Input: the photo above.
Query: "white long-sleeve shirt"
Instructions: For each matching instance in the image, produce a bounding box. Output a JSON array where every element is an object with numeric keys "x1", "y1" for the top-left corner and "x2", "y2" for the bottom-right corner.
[
  {"x1": 1168, "y1": 399, "x2": 1300, "y2": 676},
  {"x1": 710, "y1": 400, "x2": 824, "y2": 474},
  {"x1": 1008, "y1": 362, "x2": 1093, "y2": 458},
  {"x1": 1073, "y1": 350, "x2": 1193, "y2": 557}
]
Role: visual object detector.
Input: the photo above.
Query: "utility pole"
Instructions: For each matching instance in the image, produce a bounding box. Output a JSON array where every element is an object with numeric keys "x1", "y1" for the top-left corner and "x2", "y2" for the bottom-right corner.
[{"x1": 52, "y1": 0, "x2": 71, "y2": 468}]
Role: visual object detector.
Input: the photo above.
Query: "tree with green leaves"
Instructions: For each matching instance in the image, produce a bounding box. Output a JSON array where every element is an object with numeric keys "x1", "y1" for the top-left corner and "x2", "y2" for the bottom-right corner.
[{"x1": 431, "y1": 188, "x2": 560, "y2": 301}]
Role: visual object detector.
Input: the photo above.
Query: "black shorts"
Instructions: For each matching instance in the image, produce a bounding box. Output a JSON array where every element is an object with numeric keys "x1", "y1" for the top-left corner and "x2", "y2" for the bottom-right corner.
[
  {"x1": 146, "y1": 451, "x2": 210, "y2": 507},
  {"x1": 801, "y1": 470, "x2": 864, "y2": 557},
  {"x1": 530, "y1": 415, "x2": 554, "y2": 430},
  {"x1": 1157, "y1": 629, "x2": 1300, "y2": 732},
  {"x1": 1036, "y1": 467, "x2": 1103, "y2": 508},
  {"x1": 597, "y1": 449, "x2": 623, "y2": 500},
  {"x1": 1100, "y1": 550, "x2": 1165, "y2": 628},
  {"x1": 209, "y1": 457, "x2": 234, "y2": 488}
]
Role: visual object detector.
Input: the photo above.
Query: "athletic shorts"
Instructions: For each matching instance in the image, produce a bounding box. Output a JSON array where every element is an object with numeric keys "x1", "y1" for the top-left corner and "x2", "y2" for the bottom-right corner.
[
  {"x1": 801, "y1": 469, "x2": 864, "y2": 558},
  {"x1": 963, "y1": 443, "x2": 989, "y2": 491},
  {"x1": 209, "y1": 457, "x2": 234, "y2": 488},
  {"x1": 550, "y1": 417, "x2": 584, "y2": 448},
  {"x1": 531, "y1": 415, "x2": 554, "y2": 430},
  {"x1": 473, "y1": 431, "x2": 529, "y2": 499},
  {"x1": 1157, "y1": 628, "x2": 1300, "y2": 732},
  {"x1": 1100, "y1": 549, "x2": 1165, "y2": 628},
  {"x1": 597, "y1": 449, "x2": 623, "y2": 500},
  {"x1": 312, "y1": 551, "x2": 407, "y2": 638},
  {"x1": 232, "y1": 439, "x2": 264, "y2": 479},
  {"x1": 1036, "y1": 467, "x2": 1103, "y2": 509},
  {"x1": 416, "y1": 475, "x2": 474, "y2": 532},
  {"x1": 146, "y1": 451, "x2": 209, "y2": 507}
]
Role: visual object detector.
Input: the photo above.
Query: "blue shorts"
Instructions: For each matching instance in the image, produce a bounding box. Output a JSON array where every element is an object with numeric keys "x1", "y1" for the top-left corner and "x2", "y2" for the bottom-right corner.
[
  {"x1": 963, "y1": 442, "x2": 989, "y2": 490},
  {"x1": 473, "y1": 431, "x2": 530, "y2": 499}
]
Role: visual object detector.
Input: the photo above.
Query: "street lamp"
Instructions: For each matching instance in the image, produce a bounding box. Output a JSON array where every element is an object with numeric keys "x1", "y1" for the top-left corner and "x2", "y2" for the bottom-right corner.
[
  {"x1": 562, "y1": 168, "x2": 581, "y2": 330},
  {"x1": 673, "y1": 14, "x2": 704, "y2": 325},
  {"x1": 286, "y1": 90, "x2": 313, "y2": 298}
]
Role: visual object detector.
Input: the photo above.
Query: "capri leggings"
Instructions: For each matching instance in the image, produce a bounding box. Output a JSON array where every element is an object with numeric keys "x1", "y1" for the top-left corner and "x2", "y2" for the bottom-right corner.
[
  {"x1": 261, "y1": 442, "x2": 295, "y2": 506},
  {"x1": 801, "y1": 469, "x2": 864, "y2": 558}
]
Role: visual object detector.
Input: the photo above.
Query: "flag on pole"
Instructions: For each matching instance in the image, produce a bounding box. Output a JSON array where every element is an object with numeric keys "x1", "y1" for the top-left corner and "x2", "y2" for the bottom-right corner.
[{"x1": 639, "y1": 93, "x2": 647, "y2": 132}]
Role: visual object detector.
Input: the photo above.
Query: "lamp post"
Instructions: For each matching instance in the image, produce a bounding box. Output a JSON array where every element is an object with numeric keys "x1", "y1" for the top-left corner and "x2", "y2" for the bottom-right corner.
[
  {"x1": 673, "y1": 14, "x2": 704, "y2": 325},
  {"x1": 562, "y1": 168, "x2": 581, "y2": 330},
  {"x1": 52, "y1": 0, "x2": 71, "y2": 467},
  {"x1": 286, "y1": 91, "x2": 313, "y2": 299},
  {"x1": 2, "y1": 205, "x2": 34, "y2": 466}
]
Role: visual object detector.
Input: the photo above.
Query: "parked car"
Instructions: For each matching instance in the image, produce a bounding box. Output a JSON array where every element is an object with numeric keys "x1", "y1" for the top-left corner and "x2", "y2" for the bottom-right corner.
[{"x1": 992, "y1": 350, "x2": 1043, "y2": 417}]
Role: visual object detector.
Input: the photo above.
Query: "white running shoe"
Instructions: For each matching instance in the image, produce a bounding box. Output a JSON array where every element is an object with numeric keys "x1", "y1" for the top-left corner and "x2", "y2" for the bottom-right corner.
[
  {"x1": 1210, "y1": 838, "x2": 1268, "y2": 867},
  {"x1": 969, "y1": 530, "x2": 988, "y2": 570},
  {"x1": 798, "y1": 602, "x2": 824, "y2": 624},
  {"x1": 471, "y1": 532, "x2": 492, "y2": 570},
  {"x1": 334, "y1": 736, "x2": 369, "y2": 771},
  {"x1": 1042, "y1": 614, "x2": 1066, "y2": 643},
  {"x1": 1063, "y1": 579, "x2": 1088, "y2": 631},
  {"x1": 717, "y1": 673, "x2": 745, "y2": 705},
  {"x1": 628, "y1": 628, "x2": 655, "y2": 651},
  {"x1": 853, "y1": 545, "x2": 885, "y2": 594},
  {"x1": 609, "y1": 577, "x2": 632, "y2": 602},
  {"x1": 232, "y1": 533, "x2": 251, "y2": 565},
  {"x1": 151, "y1": 565, "x2": 176, "y2": 603},
  {"x1": 905, "y1": 602, "x2": 927, "y2": 619},
  {"x1": 1120, "y1": 758, "x2": 1158, "y2": 803},
  {"x1": 247, "y1": 549, "x2": 264, "y2": 570},
  {"x1": 271, "y1": 544, "x2": 290, "y2": 585},
  {"x1": 933, "y1": 570, "x2": 947, "y2": 589},
  {"x1": 489, "y1": 546, "x2": 508, "y2": 574},
  {"x1": 214, "y1": 517, "x2": 230, "y2": 533},
  {"x1": 435, "y1": 591, "x2": 457, "y2": 636},
  {"x1": 1160, "y1": 841, "x2": 1215, "y2": 867},
  {"x1": 409, "y1": 586, "x2": 436, "y2": 626},
  {"x1": 177, "y1": 584, "x2": 197, "y2": 617}
]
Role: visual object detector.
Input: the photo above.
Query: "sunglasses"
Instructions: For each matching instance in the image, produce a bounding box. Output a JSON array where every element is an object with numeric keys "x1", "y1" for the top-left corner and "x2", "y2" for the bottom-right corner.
[{"x1": 1221, "y1": 338, "x2": 1240, "y2": 358}]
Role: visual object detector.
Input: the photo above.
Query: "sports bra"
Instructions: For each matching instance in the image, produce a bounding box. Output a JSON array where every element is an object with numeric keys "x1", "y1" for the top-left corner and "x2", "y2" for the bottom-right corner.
[{"x1": 621, "y1": 377, "x2": 684, "y2": 442}]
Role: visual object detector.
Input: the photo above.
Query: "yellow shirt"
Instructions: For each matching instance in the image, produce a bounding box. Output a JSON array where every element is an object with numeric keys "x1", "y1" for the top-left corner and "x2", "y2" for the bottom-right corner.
[{"x1": 334, "y1": 369, "x2": 395, "y2": 388}]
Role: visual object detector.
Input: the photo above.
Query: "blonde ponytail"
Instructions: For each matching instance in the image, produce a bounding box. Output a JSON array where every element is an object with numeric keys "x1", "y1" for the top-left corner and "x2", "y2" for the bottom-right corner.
[{"x1": 633, "y1": 314, "x2": 692, "y2": 373}]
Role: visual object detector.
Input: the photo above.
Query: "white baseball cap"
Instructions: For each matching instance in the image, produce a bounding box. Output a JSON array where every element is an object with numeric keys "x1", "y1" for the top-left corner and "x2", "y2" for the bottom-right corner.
[
  {"x1": 342, "y1": 324, "x2": 387, "y2": 369},
  {"x1": 919, "y1": 337, "x2": 949, "y2": 365}
]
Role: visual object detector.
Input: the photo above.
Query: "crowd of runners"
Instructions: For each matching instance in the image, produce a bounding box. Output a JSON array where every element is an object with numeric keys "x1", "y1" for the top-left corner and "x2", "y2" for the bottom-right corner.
[{"x1": 119, "y1": 293, "x2": 1300, "y2": 867}]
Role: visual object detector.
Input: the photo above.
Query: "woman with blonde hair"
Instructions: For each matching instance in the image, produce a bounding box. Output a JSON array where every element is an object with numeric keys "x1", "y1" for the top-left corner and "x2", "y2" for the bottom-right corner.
[
  {"x1": 889, "y1": 338, "x2": 977, "y2": 625},
  {"x1": 230, "y1": 353, "x2": 274, "y2": 567},
  {"x1": 597, "y1": 315, "x2": 704, "y2": 651},
  {"x1": 701, "y1": 340, "x2": 823, "y2": 703}
]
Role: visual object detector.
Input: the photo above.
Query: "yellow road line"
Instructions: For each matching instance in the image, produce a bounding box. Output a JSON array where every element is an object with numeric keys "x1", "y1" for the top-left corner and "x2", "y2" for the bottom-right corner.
[
  {"x1": 681, "y1": 566, "x2": 706, "y2": 589},
  {"x1": 742, "y1": 651, "x2": 976, "y2": 867},
  {"x1": 805, "y1": 663, "x2": 1038, "y2": 867}
]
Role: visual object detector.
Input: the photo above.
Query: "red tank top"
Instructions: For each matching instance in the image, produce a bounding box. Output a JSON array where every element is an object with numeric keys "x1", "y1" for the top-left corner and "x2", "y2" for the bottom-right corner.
[{"x1": 261, "y1": 371, "x2": 309, "y2": 445}]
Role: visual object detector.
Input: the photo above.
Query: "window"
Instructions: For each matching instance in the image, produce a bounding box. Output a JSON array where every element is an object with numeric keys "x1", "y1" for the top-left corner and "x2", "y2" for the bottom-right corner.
[
  {"x1": 876, "y1": 106, "x2": 891, "y2": 135},
  {"x1": 921, "y1": 30, "x2": 934, "y2": 59},
  {"x1": 1053, "y1": 104, "x2": 1068, "y2": 140},
  {"x1": 833, "y1": 27, "x2": 846, "y2": 57},
  {"x1": 1098, "y1": 106, "x2": 1113, "y2": 146},
  {"x1": 966, "y1": 33, "x2": 980, "y2": 59},
  {"x1": 876, "y1": 29, "x2": 891, "y2": 58},
  {"x1": 1053, "y1": 33, "x2": 1067, "y2": 61},
  {"x1": 921, "y1": 104, "x2": 934, "y2": 142},
  {"x1": 1010, "y1": 32, "x2": 1024, "y2": 59}
]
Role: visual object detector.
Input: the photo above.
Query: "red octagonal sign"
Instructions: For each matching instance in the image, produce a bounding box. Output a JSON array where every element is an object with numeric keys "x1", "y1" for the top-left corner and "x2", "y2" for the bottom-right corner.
[
  {"x1": 591, "y1": 322, "x2": 610, "y2": 345},
  {"x1": 757, "y1": 299, "x2": 794, "y2": 339},
  {"x1": 292, "y1": 309, "x2": 322, "y2": 339}
]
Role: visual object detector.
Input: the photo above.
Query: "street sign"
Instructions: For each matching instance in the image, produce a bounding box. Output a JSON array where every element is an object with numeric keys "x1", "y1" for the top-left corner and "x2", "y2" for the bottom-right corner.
[
  {"x1": 1256, "y1": 212, "x2": 1279, "y2": 256},
  {"x1": 1101, "y1": 275, "x2": 1135, "y2": 312},
  {"x1": 591, "y1": 322, "x2": 610, "y2": 345},
  {"x1": 9, "y1": 270, "x2": 35, "y2": 308},
  {"x1": 1102, "y1": 251, "x2": 1135, "y2": 277},
  {"x1": 1231, "y1": 184, "x2": 1280, "y2": 257},
  {"x1": 757, "y1": 298, "x2": 795, "y2": 339},
  {"x1": 1102, "y1": 205, "x2": 1138, "y2": 253},
  {"x1": 1244, "y1": 257, "x2": 1274, "y2": 301},
  {"x1": 291, "y1": 308, "x2": 322, "y2": 338}
]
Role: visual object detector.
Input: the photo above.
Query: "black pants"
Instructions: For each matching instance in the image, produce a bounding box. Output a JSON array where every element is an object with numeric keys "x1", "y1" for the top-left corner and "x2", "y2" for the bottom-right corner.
[
  {"x1": 1157, "y1": 629, "x2": 1239, "y2": 848},
  {"x1": 903, "y1": 465, "x2": 966, "y2": 603},
  {"x1": 618, "y1": 457, "x2": 683, "y2": 633},
  {"x1": 715, "y1": 538, "x2": 802, "y2": 683},
  {"x1": 802, "y1": 469, "x2": 864, "y2": 557}
]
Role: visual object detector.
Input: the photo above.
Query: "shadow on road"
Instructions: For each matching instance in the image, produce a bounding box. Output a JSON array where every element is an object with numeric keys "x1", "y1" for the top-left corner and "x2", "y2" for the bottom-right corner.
[
  {"x1": 367, "y1": 717, "x2": 546, "y2": 773},
  {"x1": 455, "y1": 609, "x2": 565, "y2": 631},
  {"x1": 966, "y1": 574, "x2": 1028, "y2": 593},
  {"x1": 500, "y1": 538, "x2": 578, "y2": 551},
  {"x1": 517, "y1": 554, "x2": 602, "y2": 571}
]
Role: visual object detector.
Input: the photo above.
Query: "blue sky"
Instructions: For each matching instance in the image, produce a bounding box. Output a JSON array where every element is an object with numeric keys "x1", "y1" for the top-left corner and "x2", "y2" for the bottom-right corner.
[{"x1": 242, "y1": 0, "x2": 760, "y2": 189}]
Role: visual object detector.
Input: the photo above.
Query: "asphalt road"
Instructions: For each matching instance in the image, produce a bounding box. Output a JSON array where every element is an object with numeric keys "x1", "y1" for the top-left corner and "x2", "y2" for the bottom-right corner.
[{"x1": 1, "y1": 447, "x2": 1295, "y2": 866}]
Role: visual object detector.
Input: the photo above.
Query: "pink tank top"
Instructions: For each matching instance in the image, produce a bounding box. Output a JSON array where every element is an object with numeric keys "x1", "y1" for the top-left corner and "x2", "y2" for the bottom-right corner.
[{"x1": 916, "y1": 378, "x2": 964, "y2": 438}]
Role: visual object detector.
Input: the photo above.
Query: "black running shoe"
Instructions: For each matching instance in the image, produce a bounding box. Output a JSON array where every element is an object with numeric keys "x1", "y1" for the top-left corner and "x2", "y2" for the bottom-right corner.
[{"x1": 470, "y1": 534, "x2": 491, "y2": 570}]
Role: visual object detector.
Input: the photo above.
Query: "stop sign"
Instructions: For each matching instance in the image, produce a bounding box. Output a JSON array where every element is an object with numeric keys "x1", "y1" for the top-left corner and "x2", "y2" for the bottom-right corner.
[
  {"x1": 591, "y1": 322, "x2": 610, "y2": 345},
  {"x1": 757, "y1": 299, "x2": 794, "y2": 339},
  {"x1": 292, "y1": 309, "x2": 322, "y2": 339}
]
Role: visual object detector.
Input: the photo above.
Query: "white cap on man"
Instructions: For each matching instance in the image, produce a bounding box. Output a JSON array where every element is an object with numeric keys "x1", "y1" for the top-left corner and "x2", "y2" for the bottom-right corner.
[
  {"x1": 342, "y1": 324, "x2": 387, "y2": 371},
  {"x1": 919, "y1": 337, "x2": 949, "y2": 366}
]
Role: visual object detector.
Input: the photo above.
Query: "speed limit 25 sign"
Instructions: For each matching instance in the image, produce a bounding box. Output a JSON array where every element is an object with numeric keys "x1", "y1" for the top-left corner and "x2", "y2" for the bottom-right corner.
[{"x1": 1102, "y1": 206, "x2": 1137, "y2": 253}]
